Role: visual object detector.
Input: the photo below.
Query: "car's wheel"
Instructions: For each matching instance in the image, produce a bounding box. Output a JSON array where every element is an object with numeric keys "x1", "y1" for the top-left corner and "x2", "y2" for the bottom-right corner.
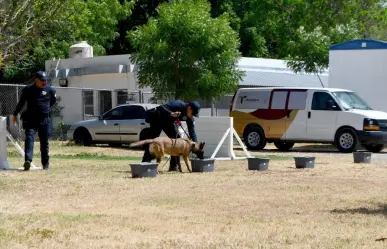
[
  {"x1": 74, "y1": 127, "x2": 92, "y2": 146},
  {"x1": 363, "y1": 144, "x2": 385, "y2": 153},
  {"x1": 274, "y1": 141, "x2": 295, "y2": 151},
  {"x1": 335, "y1": 128, "x2": 358, "y2": 153},
  {"x1": 243, "y1": 126, "x2": 267, "y2": 150}
]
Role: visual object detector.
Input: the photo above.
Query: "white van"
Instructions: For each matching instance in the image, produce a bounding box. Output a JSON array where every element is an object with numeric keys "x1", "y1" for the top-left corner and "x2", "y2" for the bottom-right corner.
[{"x1": 229, "y1": 87, "x2": 387, "y2": 153}]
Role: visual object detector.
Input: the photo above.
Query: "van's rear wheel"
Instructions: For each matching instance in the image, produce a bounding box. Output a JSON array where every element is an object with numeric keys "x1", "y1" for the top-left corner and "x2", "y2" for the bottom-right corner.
[
  {"x1": 244, "y1": 126, "x2": 266, "y2": 150},
  {"x1": 335, "y1": 128, "x2": 358, "y2": 153},
  {"x1": 363, "y1": 144, "x2": 385, "y2": 153},
  {"x1": 274, "y1": 141, "x2": 294, "y2": 151}
]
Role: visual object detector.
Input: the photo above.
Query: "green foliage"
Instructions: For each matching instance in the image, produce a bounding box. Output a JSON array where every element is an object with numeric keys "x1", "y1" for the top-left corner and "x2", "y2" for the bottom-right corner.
[
  {"x1": 285, "y1": 24, "x2": 360, "y2": 73},
  {"x1": 209, "y1": 0, "x2": 387, "y2": 73},
  {"x1": 2, "y1": 0, "x2": 135, "y2": 82},
  {"x1": 129, "y1": 0, "x2": 244, "y2": 101}
]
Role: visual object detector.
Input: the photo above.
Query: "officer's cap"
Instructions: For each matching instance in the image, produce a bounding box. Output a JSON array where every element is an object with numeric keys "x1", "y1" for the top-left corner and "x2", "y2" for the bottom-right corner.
[
  {"x1": 35, "y1": 71, "x2": 48, "y2": 81},
  {"x1": 188, "y1": 101, "x2": 200, "y2": 117}
]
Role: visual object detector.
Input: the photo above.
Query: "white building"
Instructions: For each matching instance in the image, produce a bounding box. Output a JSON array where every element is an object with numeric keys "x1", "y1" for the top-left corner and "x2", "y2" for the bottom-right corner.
[
  {"x1": 45, "y1": 41, "x2": 329, "y2": 124},
  {"x1": 328, "y1": 39, "x2": 387, "y2": 112}
]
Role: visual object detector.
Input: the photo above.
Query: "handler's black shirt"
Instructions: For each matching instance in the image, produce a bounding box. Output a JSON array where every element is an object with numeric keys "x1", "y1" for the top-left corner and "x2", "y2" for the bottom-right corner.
[
  {"x1": 157, "y1": 100, "x2": 198, "y2": 142},
  {"x1": 13, "y1": 83, "x2": 57, "y2": 121}
]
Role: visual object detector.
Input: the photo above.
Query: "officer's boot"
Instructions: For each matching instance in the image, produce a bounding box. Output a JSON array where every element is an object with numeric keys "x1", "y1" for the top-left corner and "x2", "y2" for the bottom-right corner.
[{"x1": 168, "y1": 156, "x2": 180, "y2": 172}]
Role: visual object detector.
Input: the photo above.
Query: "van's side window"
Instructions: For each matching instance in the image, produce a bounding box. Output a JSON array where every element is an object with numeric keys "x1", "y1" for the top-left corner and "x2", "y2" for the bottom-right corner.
[
  {"x1": 271, "y1": 91, "x2": 287, "y2": 109},
  {"x1": 312, "y1": 92, "x2": 340, "y2": 111},
  {"x1": 288, "y1": 91, "x2": 307, "y2": 110}
]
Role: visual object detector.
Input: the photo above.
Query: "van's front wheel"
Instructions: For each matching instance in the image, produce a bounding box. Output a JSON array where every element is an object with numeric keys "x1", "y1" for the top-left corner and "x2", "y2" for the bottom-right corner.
[
  {"x1": 335, "y1": 128, "x2": 359, "y2": 153},
  {"x1": 274, "y1": 141, "x2": 294, "y2": 151},
  {"x1": 244, "y1": 126, "x2": 266, "y2": 150}
]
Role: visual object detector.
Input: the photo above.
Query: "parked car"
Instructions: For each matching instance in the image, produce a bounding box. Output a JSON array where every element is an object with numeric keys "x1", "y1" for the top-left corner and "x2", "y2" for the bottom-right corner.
[
  {"x1": 67, "y1": 103, "x2": 160, "y2": 147},
  {"x1": 230, "y1": 87, "x2": 387, "y2": 153}
]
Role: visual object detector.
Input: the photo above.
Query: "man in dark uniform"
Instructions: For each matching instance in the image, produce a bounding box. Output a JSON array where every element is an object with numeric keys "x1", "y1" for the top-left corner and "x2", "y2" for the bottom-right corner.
[
  {"x1": 142, "y1": 100, "x2": 200, "y2": 171},
  {"x1": 12, "y1": 71, "x2": 57, "y2": 171}
]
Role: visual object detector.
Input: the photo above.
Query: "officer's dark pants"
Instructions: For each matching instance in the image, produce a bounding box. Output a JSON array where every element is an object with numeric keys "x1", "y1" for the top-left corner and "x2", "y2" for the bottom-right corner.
[
  {"x1": 23, "y1": 118, "x2": 51, "y2": 166},
  {"x1": 141, "y1": 115, "x2": 181, "y2": 171}
]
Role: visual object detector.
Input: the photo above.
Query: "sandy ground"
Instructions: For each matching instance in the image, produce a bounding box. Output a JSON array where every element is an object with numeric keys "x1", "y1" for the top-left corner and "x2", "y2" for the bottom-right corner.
[{"x1": 0, "y1": 142, "x2": 386, "y2": 249}]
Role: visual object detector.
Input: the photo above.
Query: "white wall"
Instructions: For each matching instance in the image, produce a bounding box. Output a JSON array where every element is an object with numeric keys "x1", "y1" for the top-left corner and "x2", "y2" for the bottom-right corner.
[
  {"x1": 328, "y1": 49, "x2": 387, "y2": 112},
  {"x1": 54, "y1": 88, "x2": 84, "y2": 125},
  {"x1": 51, "y1": 73, "x2": 134, "y2": 90},
  {"x1": 45, "y1": 54, "x2": 132, "y2": 72}
]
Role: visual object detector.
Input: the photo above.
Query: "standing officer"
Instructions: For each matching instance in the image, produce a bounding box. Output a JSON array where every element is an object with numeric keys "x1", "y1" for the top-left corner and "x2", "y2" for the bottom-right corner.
[
  {"x1": 142, "y1": 100, "x2": 200, "y2": 171},
  {"x1": 12, "y1": 71, "x2": 57, "y2": 171}
]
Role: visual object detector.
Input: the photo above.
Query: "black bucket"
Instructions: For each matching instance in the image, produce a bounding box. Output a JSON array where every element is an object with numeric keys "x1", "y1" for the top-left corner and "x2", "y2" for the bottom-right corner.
[
  {"x1": 191, "y1": 158, "x2": 215, "y2": 172},
  {"x1": 294, "y1": 156, "x2": 315, "y2": 169},
  {"x1": 129, "y1": 162, "x2": 158, "y2": 178},
  {"x1": 247, "y1": 157, "x2": 270, "y2": 171},
  {"x1": 353, "y1": 152, "x2": 372, "y2": 163}
]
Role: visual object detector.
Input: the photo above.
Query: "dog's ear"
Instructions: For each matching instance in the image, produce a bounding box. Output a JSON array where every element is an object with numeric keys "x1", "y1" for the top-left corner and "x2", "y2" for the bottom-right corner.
[
  {"x1": 191, "y1": 144, "x2": 195, "y2": 150},
  {"x1": 200, "y1": 142, "x2": 205, "y2": 150}
]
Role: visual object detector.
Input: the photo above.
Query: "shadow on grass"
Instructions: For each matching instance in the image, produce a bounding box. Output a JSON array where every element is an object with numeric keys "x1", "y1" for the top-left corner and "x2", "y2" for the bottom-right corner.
[{"x1": 331, "y1": 204, "x2": 387, "y2": 217}]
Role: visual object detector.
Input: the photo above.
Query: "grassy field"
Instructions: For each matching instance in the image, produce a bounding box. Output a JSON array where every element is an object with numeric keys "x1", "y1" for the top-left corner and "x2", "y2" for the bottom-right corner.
[{"x1": 1, "y1": 142, "x2": 387, "y2": 248}]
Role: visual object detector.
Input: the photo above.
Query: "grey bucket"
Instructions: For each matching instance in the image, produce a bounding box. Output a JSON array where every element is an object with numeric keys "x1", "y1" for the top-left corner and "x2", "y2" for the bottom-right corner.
[
  {"x1": 191, "y1": 158, "x2": 215, "y2": 172},
  {"x1": 294, "y1": 156, "x2": 315, "y2": 169},
  {"x1": 353, "y1": 152, "x2": 372, "y2": 163},
  {"x1": 129, "y1": 162, "x2": 158, "y2": 178},
  {"x1": 247, "y1": 157, "x2": 270, "y2": 171}
]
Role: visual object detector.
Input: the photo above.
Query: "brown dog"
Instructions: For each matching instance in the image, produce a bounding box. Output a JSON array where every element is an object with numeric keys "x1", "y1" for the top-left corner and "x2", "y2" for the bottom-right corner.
[{"x1": 130, "y1": 137, "x2": 205, "y2": 173}]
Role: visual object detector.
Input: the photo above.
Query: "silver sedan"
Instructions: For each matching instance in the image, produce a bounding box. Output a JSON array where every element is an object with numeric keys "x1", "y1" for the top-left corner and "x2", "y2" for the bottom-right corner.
[{"x1": 67, "y1": 103, "x2": 160, "y2": 147}]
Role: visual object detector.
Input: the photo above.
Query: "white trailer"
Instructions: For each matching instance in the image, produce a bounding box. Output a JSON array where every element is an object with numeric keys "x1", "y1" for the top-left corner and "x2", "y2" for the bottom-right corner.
[{"x1": 328, "y1": 39, "x2": 387, "y2": 113}]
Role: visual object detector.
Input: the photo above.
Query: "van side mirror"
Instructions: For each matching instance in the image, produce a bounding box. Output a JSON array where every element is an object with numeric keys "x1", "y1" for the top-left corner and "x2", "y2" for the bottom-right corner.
[{"x1": 326, "y1": 99, "x2": 339, "y2": 110}]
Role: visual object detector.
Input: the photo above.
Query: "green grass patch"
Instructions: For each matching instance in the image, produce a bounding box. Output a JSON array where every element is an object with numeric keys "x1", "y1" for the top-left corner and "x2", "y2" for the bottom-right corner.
[{"x1": 7, "y1": 151, "x2": 141, "y2": 161}]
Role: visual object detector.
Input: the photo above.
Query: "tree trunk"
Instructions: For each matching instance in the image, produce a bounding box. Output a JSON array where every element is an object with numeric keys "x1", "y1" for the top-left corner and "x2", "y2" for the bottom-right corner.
[{"x1": 175, "y1": 80, "x2": 183, "y2": 100}]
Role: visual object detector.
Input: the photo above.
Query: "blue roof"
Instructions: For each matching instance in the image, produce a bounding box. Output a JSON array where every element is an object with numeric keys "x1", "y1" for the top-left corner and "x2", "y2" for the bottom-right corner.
[{"x1": 329, "y1": 39, "x2": 387, "y2": 50}]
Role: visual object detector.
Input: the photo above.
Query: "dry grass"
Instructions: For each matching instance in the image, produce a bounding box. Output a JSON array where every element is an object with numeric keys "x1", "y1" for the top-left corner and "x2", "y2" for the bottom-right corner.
[{"x1": 1, "y1": 142, "x2": 387, "y2": 249}]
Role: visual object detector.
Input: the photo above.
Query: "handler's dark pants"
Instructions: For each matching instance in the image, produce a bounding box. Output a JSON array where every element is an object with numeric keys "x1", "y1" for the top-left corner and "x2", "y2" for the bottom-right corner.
[
  {"x1": 23, "y1": 118, "x2": 51, "y2": 166},
  {"x1": 141, "y1": 114, "x2": 181, "y2": 171}
]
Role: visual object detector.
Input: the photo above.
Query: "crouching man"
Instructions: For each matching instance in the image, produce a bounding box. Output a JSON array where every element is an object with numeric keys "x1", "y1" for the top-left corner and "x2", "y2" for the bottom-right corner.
[{"x1": 141, "y1": 100, "x2": 200, "y2": 171}]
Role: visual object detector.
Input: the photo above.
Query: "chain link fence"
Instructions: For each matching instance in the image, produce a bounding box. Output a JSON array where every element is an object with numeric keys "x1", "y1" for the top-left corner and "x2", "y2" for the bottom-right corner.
[
  {"x1": 0, "y1": 83, "x2": 232, "y2": 142},
  {"x1": 0, "y1": 84, "x2": 131, "y2": 142}
]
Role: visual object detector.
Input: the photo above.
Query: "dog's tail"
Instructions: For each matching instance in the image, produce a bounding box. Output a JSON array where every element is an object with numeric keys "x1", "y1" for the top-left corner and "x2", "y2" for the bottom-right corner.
[{"x1": 129, "y1": 139, "x2": 155, "y2": 147}]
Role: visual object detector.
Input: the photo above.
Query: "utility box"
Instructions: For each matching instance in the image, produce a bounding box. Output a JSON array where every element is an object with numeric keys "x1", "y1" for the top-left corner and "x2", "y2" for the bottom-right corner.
[{"x1": 0, "y1": 116, "x2": 9, "y2": 169}]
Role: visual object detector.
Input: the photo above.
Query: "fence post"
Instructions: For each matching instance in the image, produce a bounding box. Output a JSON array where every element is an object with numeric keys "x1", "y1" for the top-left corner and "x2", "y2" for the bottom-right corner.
[
  {"x1": 211, "y1": 98, "x2": 215, "y2": 116},
  {"x1": 81, "y1": 89, "x2": 85, "y2": 120}
]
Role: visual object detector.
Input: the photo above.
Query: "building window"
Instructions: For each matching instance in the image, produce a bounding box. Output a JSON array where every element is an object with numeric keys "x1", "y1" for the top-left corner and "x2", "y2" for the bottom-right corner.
[
  {"x1": 117, "y1": 90, "x2": 128, "y2": 105},
  {"x1": 83, "y1": 90, "x2": 94, "y2": 116}
]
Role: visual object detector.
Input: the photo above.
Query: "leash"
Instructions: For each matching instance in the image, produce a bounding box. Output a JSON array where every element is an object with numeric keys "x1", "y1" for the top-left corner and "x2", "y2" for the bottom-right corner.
[{"x1": 175, "y1": 117, "x2": 191, "y2": 140}]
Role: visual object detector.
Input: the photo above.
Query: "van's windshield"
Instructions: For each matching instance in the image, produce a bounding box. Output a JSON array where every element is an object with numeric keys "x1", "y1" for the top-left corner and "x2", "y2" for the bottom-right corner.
[{"x1": 332, "y1": 91, "x2": 373, "y2": 110}]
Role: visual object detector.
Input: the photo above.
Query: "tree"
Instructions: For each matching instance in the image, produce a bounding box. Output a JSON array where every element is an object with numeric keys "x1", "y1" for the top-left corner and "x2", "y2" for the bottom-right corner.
[
  {"x1": 129, "y1": 0, "x2": 244, "y2": 101},
  {"x1": 0, "y1": 0, "x2": 68, "y2": 64},
  {"x1": 209, "y1": 0, "x2": 387, "y2": 73},
  {"x1": 1, "y1": 0, "x2": 134, "y2": 82}
]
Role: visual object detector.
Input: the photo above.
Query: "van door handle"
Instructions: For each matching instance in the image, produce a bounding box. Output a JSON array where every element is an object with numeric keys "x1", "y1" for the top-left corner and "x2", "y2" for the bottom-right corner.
[
  {"x1": 114, "y1": 123, "x2": 119, "y2": 126},
  {"x1": 287, "y1": 111, "x2": 291, "y2": 118},
  {"x1": 308, "y1": 112, "x2": 311, "y2": 118}
]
